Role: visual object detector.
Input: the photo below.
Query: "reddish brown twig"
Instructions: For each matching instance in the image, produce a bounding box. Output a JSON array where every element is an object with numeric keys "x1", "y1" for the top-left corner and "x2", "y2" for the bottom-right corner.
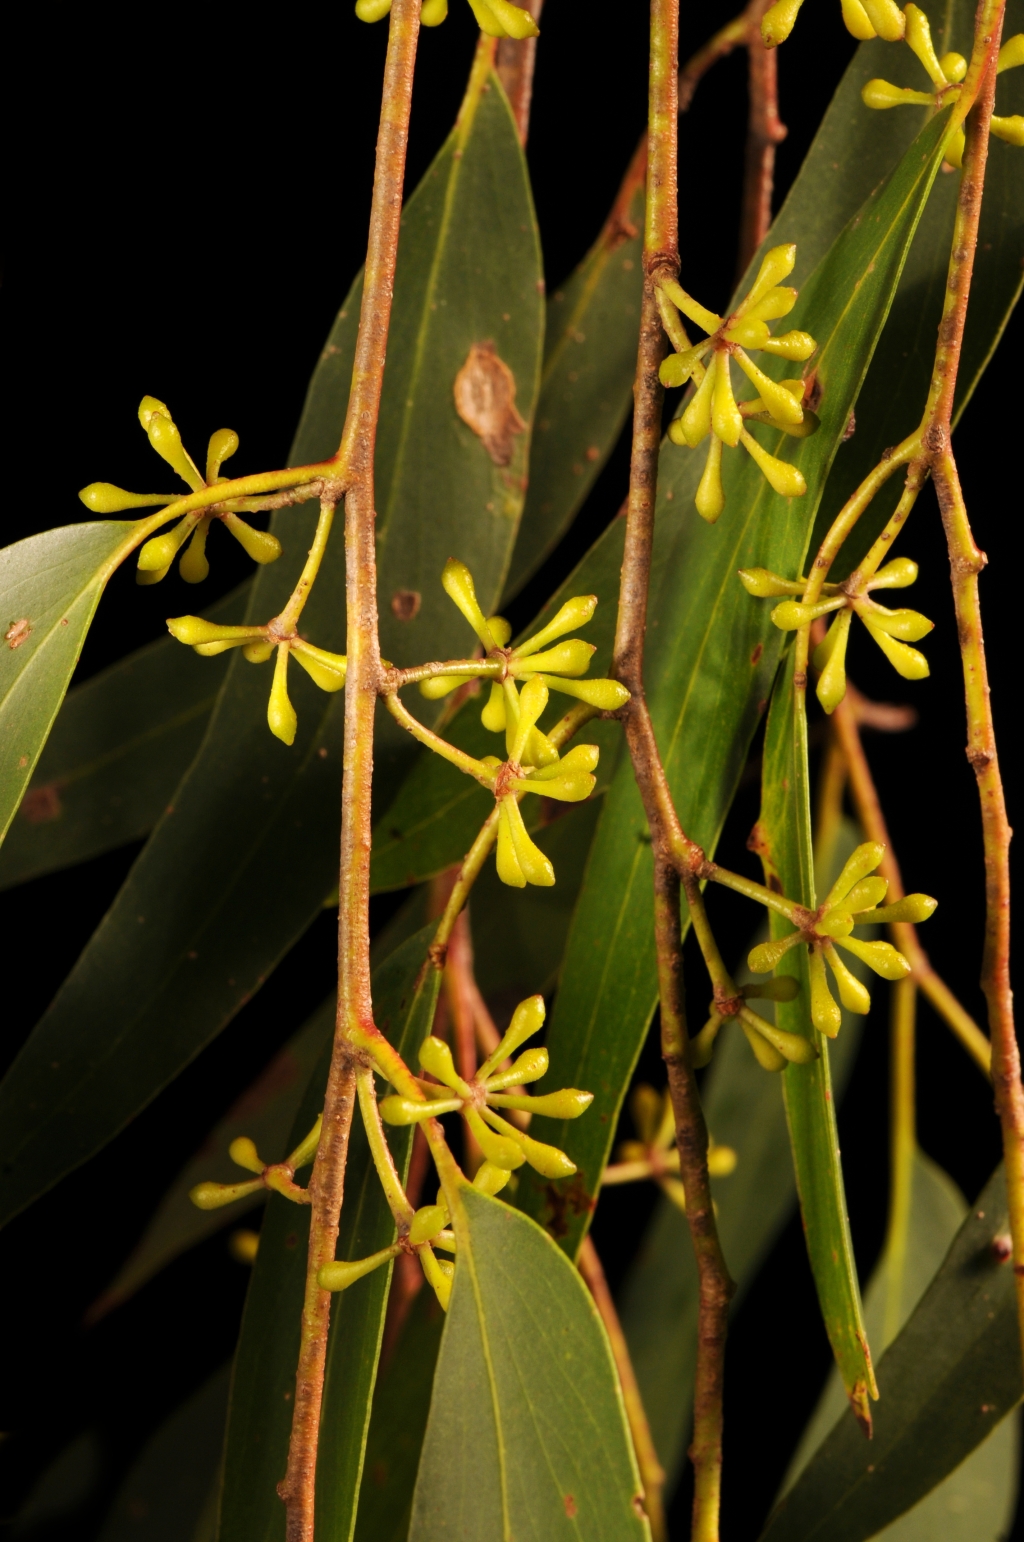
[
  {"x1": 738, "y1": 0, "x2": 787, "y2": 275},
  {"x1": 495, "y1": 0, "x2": 544, "y2": 144}
]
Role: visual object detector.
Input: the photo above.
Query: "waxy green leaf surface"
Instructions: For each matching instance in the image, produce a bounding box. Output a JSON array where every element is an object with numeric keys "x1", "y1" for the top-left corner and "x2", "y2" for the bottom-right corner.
[
  {"x1": 0, "y1": 62, "x2": 542, "y2": 1230},
  {"x1": 409, "y1": 1184, "x2": 649, "y2": 1542}
]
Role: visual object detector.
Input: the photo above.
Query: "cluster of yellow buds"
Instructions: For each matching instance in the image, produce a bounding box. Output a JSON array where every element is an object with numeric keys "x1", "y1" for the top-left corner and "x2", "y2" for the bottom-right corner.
[
  {"x1": 689, "y1": 975, "x2": 820, "y2": 1072},
  {"x1": 79, "y1": 398, "x2": 282, "y2": 586},
  {"x1": 658, "y1": 246, "x2": 817, "y2": 523},
  {"x1": 761, "y1": 0, "x2": 906, "y2": 47},
  {"x1": 602, "y1": 1085, "x2": 736, "y2": 1211},
  {"x1": 164, "y1": 614, "x2": 346, "y2": 747},
  {"x1": 188, "y1": 1118, "x2": 323, "y2": 1210},
  {"x1": 863, "y1": 12, "x2": 1024, "y2": 167},
  {"x1": 740, "y1": 556, "x2": 933, "y2": 712},
  {"x1": 380, "y1": 994, "x2": 592, "y2": 1184},
  {"x1": 408, "y1": 559, "x2": 628, "y2": 887},
  {"x1": 747, "y1": 842, "x2": 936, "y2": 1037},
  {"x1": 354, "y1": 0, "x2": 538, "y2": 38}
]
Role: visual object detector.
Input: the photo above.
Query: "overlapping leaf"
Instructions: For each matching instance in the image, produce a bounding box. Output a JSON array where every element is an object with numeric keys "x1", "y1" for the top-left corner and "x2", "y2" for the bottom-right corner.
[
  {"x1": 219, "y1": 926, "x2": 440, "y2": 1542},
  {"x1": 0, "y1": 60, "x2": 542, "y2": 1230},
  {"x1": 409, "y1": 1184, "x2": 649, "y2": 1541},
  {"x1": 760, "y1": 1164, "x2": 1022, "y2": 1542}
]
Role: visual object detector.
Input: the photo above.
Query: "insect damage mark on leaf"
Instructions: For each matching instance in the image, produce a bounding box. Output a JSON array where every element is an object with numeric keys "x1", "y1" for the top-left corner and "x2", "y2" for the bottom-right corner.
[
  {"x1": 454, "y1": 341, "x2": 526, "y2": 466},
  {"x1": 5, "y1": 619, "x2": 31, "y2": 649}
]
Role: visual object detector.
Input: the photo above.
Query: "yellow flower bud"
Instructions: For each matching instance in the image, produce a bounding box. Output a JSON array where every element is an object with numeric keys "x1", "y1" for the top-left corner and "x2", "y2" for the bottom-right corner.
[
  {"x1": 510, "y1": 676, "x2": 549, "y2": 761},
  {"x1": 743, "y1": 246, "x2": 798, "y2": 313},
  {"x1": 659, "y1": 343, "x2": 710, "y2": 388},
  {"x1": 939, "y1": 51, "x2": 968, "y2": 82},
  {"x1": 871, "y1": 893, "x2": 938, "y2": 924},
  {"x1": 817, "y1": 909, "x2": 854, "y2": 937},
  {"x1": 166, "y1": 615, "x2": 262, "y2": 647},
  {"x1": 138, "y1": 396, "x2": 171, "y2": 430},
  {"x1": 379, "y1": 1093, "x2": 461, "y2": 1123},
  {"x1": 488, "y1": 615, "x2": 512, "y2": 646},
  {"x1": 748, "y1": 931, "x2": 802, "y2": 973},
  {"x1": 268, "y1": 646, "x2": 297, "y2": 746},
  {"x1": 690, "y1": 1013, "x2": 724, "y2": 1068},
  {"x1": 772, "y1": 596, "x2": 844, "y2": 629},
  {"x1": 355, "y1": 0, "x2": 392, "y2": 19},
  {"x1": 244, "y1": 640, "x2": 275, "y2": 663},
  {"x1": 420, "y1": 674, "x2": 473, "y2": 699},
  {"x1": 409, "y1": 1204, "x2": 449, "y2": 1246},
  {"x1": 740, "y1": 429, "x2": 807, "y2": 497},
  {"x1": 189, "y1": 1178, "x2": 263, "y2": 1209},
  {"x1": 842, "y1": 0, "x2": 877, "y2": 38},
  {"x1": 485, "y1": 0, "x2": 540, "y2": 36},
  {"x1": 998, "y1": 34, "x2": 1024, "y2": 71},
  {"x1": 733, "y1": 352, "x2": 804, "y2": 424},
  {"x1": 712, "y1": 357, "x2": 743, "y2": 447},
  {"x1": 869, "y1": 556, "x2": 919, "y2": 589},
  {"x1": 862, "y1": 79, "x2": 935, "y2": 110},
  {"x1": 862, "y1": 0, "x2": 905, "y2": 37},
  {"x1": 421, "y1": 0, "x2": 448, "y2": 24},
  {"x1": 78, "y1": 483, "x2": 177, "y2": 513},
  {"x1": 473, "y1": 1160, "x2": 512, "y2": 1195},
  {"x1": 708, "y1": 1143, "x2": 738, "y2": 1176},
  {"x1": 822, "y1": 943, "x2": 872, "y2": 1014},
  {"x1": 903, "y1": 4, "x2": 942, "y2": 81},
  {"x1": 512, "y1": 639, "x2": 595, "y2": 678},
  {"x1": 824, "y1": 841, "x2": 886, "y2": 908},
  {"x1": 678, "y1": 352, "x2": 717, "y2": 446},
  {"x1": 319, "y1": 1245, "x2": 399, "y2": 1291},
  {"x1": 631, "y1": 1085, "x2": 662, "y2": 1145},
  {"x1": 489, "y1": 1088, "x2": 593, "y2": 1118},
  {"x1": 515, "y1": 595, "x2": 597, "y2": 657},
  {"x1": 814, "y1": 608, "x2": 852, "y2": 715},
  {"x1": 222, "y1": 514, "x2": 282, "y2": 565},
  {"x1": 723, "y1": 317, "x2": 771, "y2": 349},
  {"x1": 740, "y1": 1006, "x2": 818, "y2": 1064},
  {"x1": 659, "y1": 277, "x2": 722, "y2": 335},
  {"x1": 761, "y1": 0, "x2": 803, "y2": 47},
  {"x1": 146, "y1": 412, "x2": 205, "y2": 492},
  {"x1": 516, "y1": 768, "x2": 595, "y2": 803},
  {"x1": 743, "y1": 286, "x2": 798, "y2": 324},
  {"x1": 808, "y1": 948, "x2": 842, "y2": 1038},
  {"x1": 465, "y1": 1105, "x2": 525, "y2": 1169},
  {"x1": 479, "y1": 994, "x2": 546, "y2": 1080},
  {"x1": 743, "y1": 976, "x2": 801, "y2": 1003},
  {"x1": 229, "y1": 1136, "x2": 264, "y2": 1173},
  {"x1": 496, "y1": 801, "x2": 526, "y2": 887},
  {"x1": 738, "y1": 567, "x2": 805, "y2": 598},
  {"x1": 758, "y1": 331, "x2": 817, "y2": 361},
  {"x1": 536, "y1": 674, "x2": 630, "y2": 711},
  {"x1": 741, "y1": 1019, "x2": 788, "y2": 1070},
  {"x1": 206, "y1": 428, "x2": 239, "y2": 484},
  {"x1": 991, "y1": 116, "x2": 1024, "y2": 146},
  {"x1": 138, "y1": 515, "x2": 200, "y2": 573},
  {"x1": 442, "y1": 557, "x2": 494, "y2": 646},
  {"x1": 418, "y1": 1244, "x2": 452, "y2": 1310},
  {"x1": 483, "y1": 1047, "x2": 549, "y2": 1091},
  {"x1": 292, "y1": 642, "x2": 348, "y2": 692},
  {"x1": 844, "y1": 876, "x2": 888, "y2": 913},
  {"x1": 230, "y1": 1229, "x2": 260, "y2": 1264},
  {"x1": 501, "y1": 796, "x2": 555, "y2": 886},
  {"x1": 418, "y1": 1035, "x2": 466, "y2": 1091},
  {"x1": 834, "y1": 936, "x2": 912, "y2": 980},
  {"x1": 481, "y1": 681, "x2": 507, "y2": 731},
  {"x1": 696, "y1": 435, "x2": 726, "y2": 524},
  {"x1": 861, "y1": 617, "x2": 930, "y2": 678},
  {"x1": 859, "y1": 604, "x2": 933, "y2": 642},
  {"x1": 178, "y1": 519, "x2": 211, "y2": 584}
]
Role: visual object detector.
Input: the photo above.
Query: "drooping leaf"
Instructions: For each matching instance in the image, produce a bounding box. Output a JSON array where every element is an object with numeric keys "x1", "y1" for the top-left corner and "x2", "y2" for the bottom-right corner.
[
  {"x1": 758, "y1": 645, "x2": 874, "y2": 1421},
  {"x1": 514, "y1": 107, "x2": 954, "y2": 1257},
  {"x1": 501, "y1": 158, "x2": 645, "y2": 601},
  {"x1": 96, "y1": 1366, "x2": 230, "y2": 1542},
  {"x1": 0, "y1": 521, "x2": 134, "y2": 850},
  {"x1": 0, "y1": 58, "x2": 543, "y2": 1231},
  {"x1": 782, "y1": 1148, "x2": 1020, "y2": 1541},
  {"x1": 90, "y1": 1000, "x2": 330, "y2": 1319},
  {"x1": 619, "y1": 820, "x2": 869, "y2": 1490},
  {"x1": 409, "y1": 1183, "x2": 649, "y2": 1542},
  {"x1": 0, "y1": 584, "x2": 248, "y2": 893},
  {"x1": 759, "y1": 1163, "x2": 1022, "y2": 1542},
  {"x1": 219, "y1": 926, "x2": 441, "y2": 1542}
]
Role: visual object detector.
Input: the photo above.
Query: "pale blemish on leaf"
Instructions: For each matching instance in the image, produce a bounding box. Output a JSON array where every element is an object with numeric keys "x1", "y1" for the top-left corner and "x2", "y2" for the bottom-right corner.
[{"x1": 453, "y1": 341, "x2": 526, "y2": 467}]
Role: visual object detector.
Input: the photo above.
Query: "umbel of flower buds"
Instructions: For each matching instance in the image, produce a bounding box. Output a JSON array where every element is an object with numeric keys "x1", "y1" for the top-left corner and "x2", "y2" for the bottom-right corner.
[
  {"x1": 658, "y1": 245, "x2": 817, "y2": 522},
  {"x1": 354, "y1": 0, "x2": 539, "y2": 38},
  {"x1": 79, "y1": 398, "x2": 281, "y2": 586}
]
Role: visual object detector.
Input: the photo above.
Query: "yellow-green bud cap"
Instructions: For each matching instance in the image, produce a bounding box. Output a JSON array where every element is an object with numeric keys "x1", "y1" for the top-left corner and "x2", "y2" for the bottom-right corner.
[
  {"x1": 510, "y1": 676, "x2": 549, "y2": 761},
  {"x1": 842, "y1": 0, "x2": 877, "y2": 38},
  {"x1": 870, "y1": 893, "x2": 938, "y2": 924},
  {"x1": 868, "y1": 556, "x2": 919, "y2": 590},
  {"x1": 515, "y1": 595, "x2": 597, "y2": 657},
  {"x1": 862, "y1": 79, "x2": 935, "y2": 110},
  {"x1": 319, "y1": 1245, "x2": 398, "y2": 1290},
  {"x1": 860, "y1": 617, "x2": 930, "y2": 679},
  {"x1": 817, "y1": 909, "x2": 854, "y2": 938},
  {"x1": 355, "y1": 0, "x2": 392, "y2": 18},
  {"x1": 739, "y1": 1006, "x2": 818, "y2": 1064},
  {"x1": 479, "y1": 993, "x2": 546, "y2": 1080},
  {"x1": 747, "y1": 931, "x2": 802, "y2": 973},
  {"x1": 222, "y1": 513, "x2": 282, "y2": 565},
  {"x1": 442, "y1": 557, "x2": 494, "y2": 646},
  {"x1": 79, "y1": 483, "x2": 178, "y2": 513},
  {"x1": 859, "y1": 604, "x2": 933, "y2": 642},
  {"x1": 473, "y1": 1161, "x2": 512, "y2": 1196},
  {"x1": 420, "y1": 673, "x2": 472, "y2": 700},
  {"x1": 690, "y1": 1013, "x2": 724, "y2": 1068},
  {"x1": 711, "y1": 357, "x2": 743, "y2": 447},
  {"x1": 862, "y1": 0, "x2": 905, "y2": 37},
  {"x1": 742, "y1": 975, "x2": 800, "y2": 1002},
  {"x1": 815, "y1": 609, "x2": 852, "y2": 715},
  {"x1": 512, "y1": 639, "x2": 595, "y2": 678},
  {"x1": 679, "y1": 354, "x2": 717, "y2": 446},
  {"x1": 743, "y1": 286, "x2": 798, "y2": 323},
  {"x1": 738, "y1": 567, "x2": 804, "y2": 598},
  {"x1": 741, "y1": 430, "x2": 807, "y2": 497},
  {"x1": 189, "y1": 1178, "x2": 263, "y2": 1209},
  {"x1": 244, "y1": 640, "x2": 275, "y2": 663},
  {"x1": 529, "y1": 743, "x2": 600, "y2": 781},
  {"x1": 485, "y1": 0, "x2": 540, "y2": 35},
  {"x1": 631, "y1": 1084, "x2": 661, "y2": 1144},
  {"x1": 379, "y1": 1093, "x2": 461, "y2": 1124},
  {"x1": 741, "y1": 1018, "x2": 788, "y2": 1070},
  {"x1": 292, "y1": 642, "x2": 348, "y2": 692},
  {"x1": 742, "y1": 245, "x2": 798, "y2": 312},
  {"x1": 843, "y1": 876, "x2": 888, "y2": 913},
  {"x1": 516, "y1": 768, "x2": 594, "y2": 804},
  {"x1": 939, "y1": 51, "x2": 967, "y2": 82},
  {"x1": 723, "y1": 317, "x2": 771, "y2": 349},
  {"x1": 488, "y1": 615, "x2": 512, "y2": 646},
  {"x1": 421, "y1": 0, "x2": 448, "y2": 24},
  {"x1": 824, "y1": 841, "x2": 886, "y2": 908},
  {"x1": 483, "y1": 1047, "x2": 549, "y2": 1090},
  {"x1": 659, "y1": 343, "x2": 710, "y2": 388},
  {"x1": 708, "y1": 1143, "x2": 737, "y2": 1176},
  {"x1": 761, "y1": 0, "x2": 803, "y2": 46},
  {"x1": 178, "y1": 520, "x2": 211, "y2": 584},
  {"x1": 834, "y1": 936, "x2": 912, "y2": 980},
  {"x1": 489, "y1": 1088, "x2": 593, "y2": 1119},
  {"x1": 418, "y1": 1034, "x2": 466, "y2": 1091},
  {"x1": 759, "y1": 331, "x2": 816, "y2": 361},
  {"x1": 419, "y1": 1244, "x2": 453, "y2": 1310},
  {"x1": 772, "y1": 597, "x2": 843, "y2": 629},
  {"x1": 166, "y1": 615, "x2": 262, "y2": 646},
  {"x1": 998, "y1": 34, "x2": 1024, "y2": 70},
  {"x1": 145, "y1": 412, "x2": 204, "y2": 492},
  {"x1": 409, "y1": 1204, "x2": 449, "y2": 1246},
  {"x1": 536, "y1": 675, "x2": 630, "y2": 711},
  {"x1": 206, "y1": 428, "x2": 238, "y2": 484},
  {"x1": 807, "y1": 948, "x2": 842, "y2": 1038},
  {"x1": 902, "y1": 3, "x2": 939, "y2": 77},
  {"x1": 229, "y1": 1136, "x2": 264, "y2": 1173},
  {"x1": 481, "y1": 681, "x2": 507, "y2": 732},
  {"x1": 268, "y1": 646, "x2": 297, "y2": 746},
  {"x1": 823, "y1": 944, "x2": 871, "y2": 1014},
  {"x1": 465, "y1": 1105, "x2": 524, "y2": 1169},
  {"x1": 496, "y1": 801, "x2": 526, "y2": 888},
  {"x1": 138, "y1": 515, "x2": 200, "y2": 572},
  {"x1": 230, "y1": 1229, "x2": 260, "y2": 1264},
  {"x1": 515, "y1": 1130, "x2": 576, "y2": 1179},
  {"x1": 733, "y1": 352, "x2": 804, "y2": 424},
  {"x1": 695, "y1": 435, "x2": 725, "y2": 523}
]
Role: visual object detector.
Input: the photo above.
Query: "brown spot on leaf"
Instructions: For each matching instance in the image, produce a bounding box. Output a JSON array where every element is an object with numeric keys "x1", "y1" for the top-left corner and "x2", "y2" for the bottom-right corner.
[
  {"x1": 750, "y1": 642, "x2": 763, "y2": 666},
  {"x1": 453, "y1": 341, "x2": 526, "y2": 466},
  {"x1": 6, "y1": 618, "x2": 31, "y2": 648},
  {"x1": 391, "y1": 589, "x2": 421, "y2": 622},
  {"x1": 21, "y1": 784, "x2": 62, "y2": 824},
  {"x1": 563, "y1": 1494, "x2": 578, "y2": 1519}
]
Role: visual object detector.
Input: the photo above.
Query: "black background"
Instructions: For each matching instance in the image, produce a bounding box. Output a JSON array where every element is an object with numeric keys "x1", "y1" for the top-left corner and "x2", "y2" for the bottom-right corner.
[{"x1": 1, "y1": 0, "x2": 1020, "y2": 1536}]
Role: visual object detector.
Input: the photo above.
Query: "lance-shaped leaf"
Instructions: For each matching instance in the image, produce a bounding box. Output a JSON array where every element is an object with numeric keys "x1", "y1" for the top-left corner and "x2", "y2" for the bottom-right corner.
[
  {"x1": 759, "y1": 1163, "x2": 1022, "y2": 1542},
  {"x1": 0, "y1": 55, "x2": 542, "y2": 1231},
  {"x1": 0, "y1": 583, "x2": 249, "y2": 893},
  {"x1": 514, "y1": 107, "x2": 954, "y2": 1257},
  {"x1": 758, "y1": 645, "x2": 875, "y2": 1423},
  {"x1": 409, "y1": 1183, "x2": 649, "y2": 1542},
  {"x1": 781, "y1": 1147, "x2": 1020, "y2": 1541},
  {"x1": 501, "y1": 153, "x2": 645, "y2": 601},
  {"x1": 0, "y1": 520, "x2": 134, "y2": 850},
  {"x1": 219, "y1": 926, "x2": 441, "y2": 1542},
  {"x1": 619, "y1": 820, "x2": 869, "y2": 1490}
]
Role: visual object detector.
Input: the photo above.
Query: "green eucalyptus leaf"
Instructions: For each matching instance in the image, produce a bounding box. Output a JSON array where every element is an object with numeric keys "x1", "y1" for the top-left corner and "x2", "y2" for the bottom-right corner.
[
  {"x1": 409, "y1": 1183, "x2": 650, "y2": 1542},
  {"x1": 0, "y1": 583, "x2": 249, "y2": 893},
  {"x1": 0, "y1": 521, "x2": 134, "y2": 850},
  {"x1": 219, "y1": 926, "x2": 441, "y2": 1542},
  {"x1": 502, "y1": 161, "x2": 645, "y2": 601},
  {"x1": 97, "y1": 1366, "x2": 230, "y2": 1542},
  {"x1": 620, "y1": 820, "x2": 869, "y2": 1490},
  {"x1": 759, "y1": 1163, "x2": 1022, "y2": 1542},
  {"x1": 0, "y1": 59, "x2": 542, "y2": 1231},
  {"x1": 782, "y1": 1148, "x2": 1020, "y2": 1541},
  {"x1": 758, "y1": 646, "x2": 874, "y2": 1423},
  {"x1": 513, "y1": 107, "x2": 953, "y2": 1257}
]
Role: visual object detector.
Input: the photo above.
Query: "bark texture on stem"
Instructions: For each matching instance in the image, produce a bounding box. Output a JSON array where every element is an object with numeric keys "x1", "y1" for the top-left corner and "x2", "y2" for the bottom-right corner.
[
  {"x1": 496, "y1": 0, "x2": 544, "y2": 144},
  {"x1": 279, "y1": 4, "x2": 421, "y2": 1537},
  {"x1": 738, "y1": 0, "x2": 787, "y2": 276}
]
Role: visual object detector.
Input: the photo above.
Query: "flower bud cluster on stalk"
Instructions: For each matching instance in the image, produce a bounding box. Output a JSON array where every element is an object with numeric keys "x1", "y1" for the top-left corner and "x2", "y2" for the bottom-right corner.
[{"x1": 355, "y1": 0, "x2": 539, "y2": 38}]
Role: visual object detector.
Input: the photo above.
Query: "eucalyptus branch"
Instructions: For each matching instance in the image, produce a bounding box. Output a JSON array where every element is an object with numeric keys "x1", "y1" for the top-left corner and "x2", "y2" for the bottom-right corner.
[
  {"x1": 495, "y1": 0, "x2": 543, "y2": 143},
  {"x1": 738, "y1": 0, "x2": 788, "y2": 273},
  {"x1": 277, "y1": 4, "x2": 422, "y2": 1535}
]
